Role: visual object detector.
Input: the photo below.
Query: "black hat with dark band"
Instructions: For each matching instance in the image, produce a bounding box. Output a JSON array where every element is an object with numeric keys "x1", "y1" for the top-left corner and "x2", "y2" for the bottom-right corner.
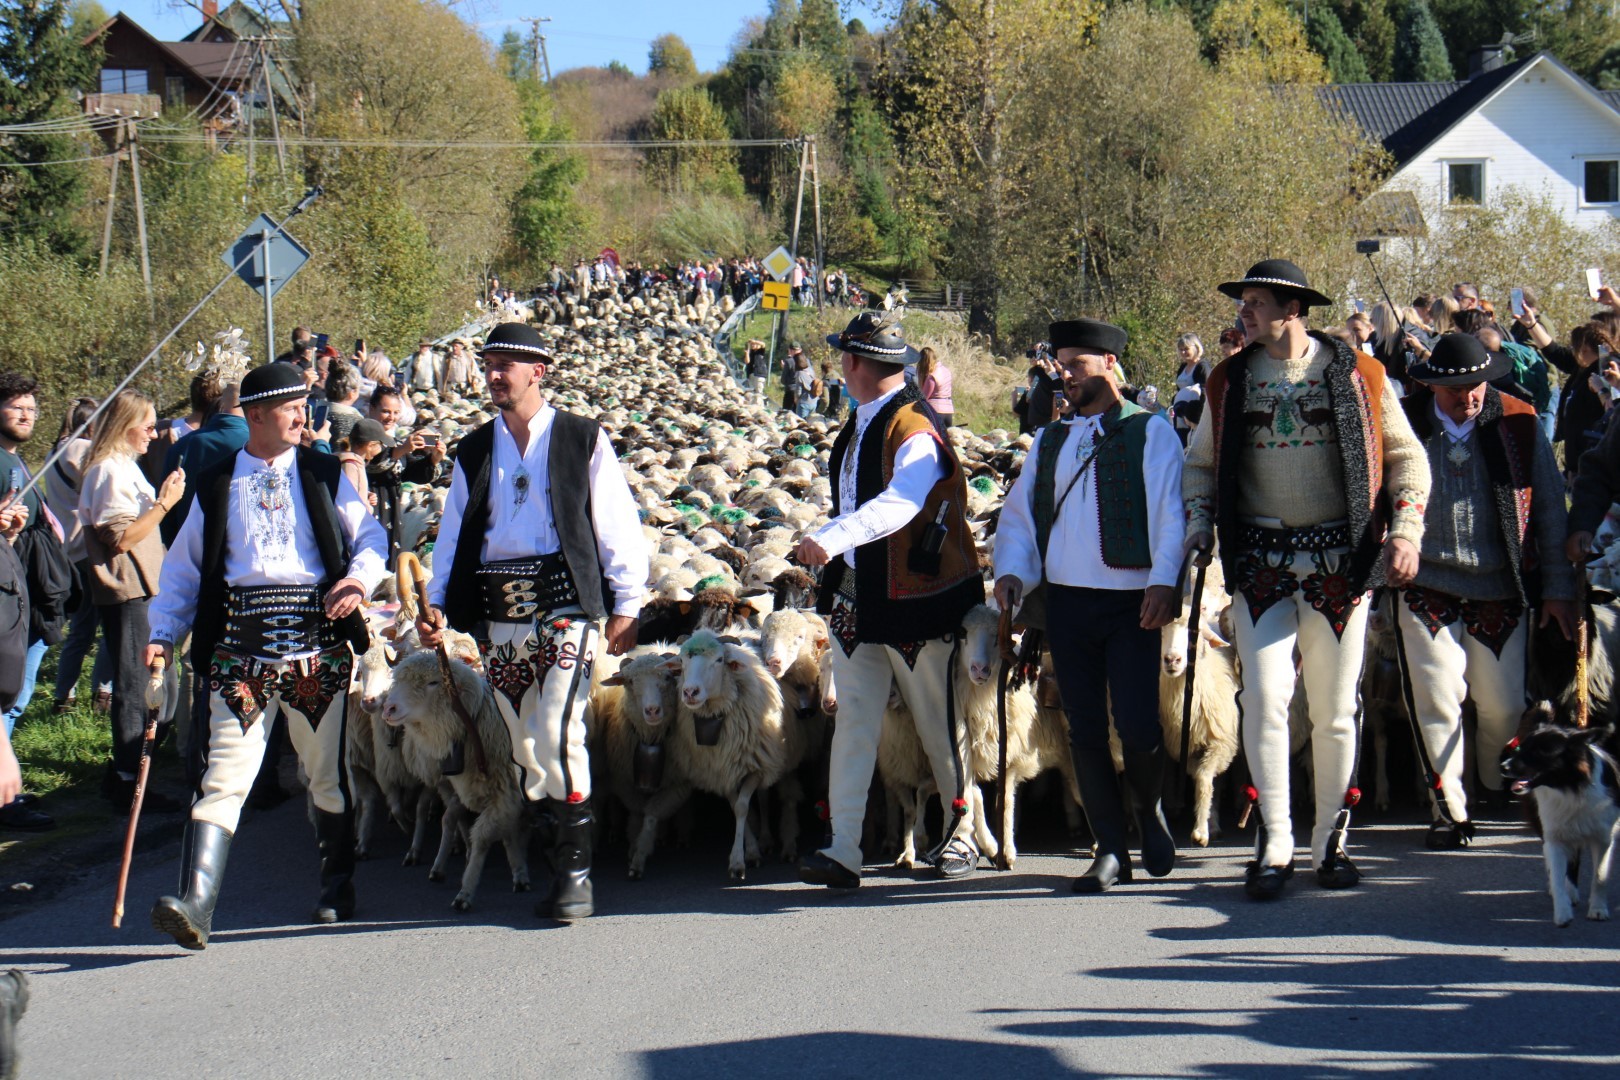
[
  {"x1": 239, "y1": 362, "x2": 310, "y2": 406},
  {"x1": 1048, "y1": 318, "x2": 1128, "y2": 357}
]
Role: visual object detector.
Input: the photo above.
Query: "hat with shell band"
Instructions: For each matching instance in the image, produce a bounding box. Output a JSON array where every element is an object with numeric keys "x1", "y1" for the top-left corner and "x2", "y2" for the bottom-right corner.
[
  {"x1": 477, "y1": 321, "x2": 553, "y2": 363},
  {"x1": 1406, "y1": 331, "x2": 1513, "y2": 387},
  {"x1": 238, "y1": 361, "x2": 310, "y2": 406},
  {"x1": 824, "y1": 311, "x2": 920, "y2": 366},
  {"x1": 1217, "y1": 258, "x2": 1333, "y2": 310}
]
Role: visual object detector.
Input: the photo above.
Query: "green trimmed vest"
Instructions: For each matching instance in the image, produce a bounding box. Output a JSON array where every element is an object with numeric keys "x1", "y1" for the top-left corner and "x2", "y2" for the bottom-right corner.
[{"x1": 1031, "y1": 401, "x2": 1155, "y2": 570}]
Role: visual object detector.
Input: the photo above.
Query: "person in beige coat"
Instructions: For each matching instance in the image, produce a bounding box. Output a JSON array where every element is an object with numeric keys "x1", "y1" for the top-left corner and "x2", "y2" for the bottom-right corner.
[{"x1": 80, "y1": 390, "x2": 187, "y2": 812}]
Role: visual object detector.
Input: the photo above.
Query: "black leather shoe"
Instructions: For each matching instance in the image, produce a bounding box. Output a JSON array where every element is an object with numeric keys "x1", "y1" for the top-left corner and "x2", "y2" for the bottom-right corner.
[
  {"x1": 0, "y1": 800, "x2": 53, "y2": 832},
  {"x1": 312, "y1": 810, "x2": 357, "y2": 923},
  {"x1": 1316, "y1": 851, "x2": 1361, "y2": 889},
  {"x1": 935, "y1": 838, "x2": 979, "y2": 879},
  {"x1": 799, "y1": 850, "x2": 860, "y2": 889},
  {"x1": 1425, "y1": 819, "x2": 1475, "y2": 850},
  {"x1": 537, "y1": 796, "x2": 594, "y2": 921},
  {"x1": 0, "y1": 968, "x2": 27, "y2": 1080},
  {"x1": 1244, "y1": 862, "x2": 1293, "y2": 900},
  {"x1": 152, "y1": 821, "x2": 232, "y2": 949},
  {"x1": 1072, "y1": 853, "x2": 1131, "y2": 894}
]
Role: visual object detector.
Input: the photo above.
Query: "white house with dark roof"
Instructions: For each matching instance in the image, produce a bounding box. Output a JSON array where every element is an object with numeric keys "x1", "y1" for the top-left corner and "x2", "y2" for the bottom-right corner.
[{"x1": 1323, "y1": 48, "x2": 1620, "y2": 234}]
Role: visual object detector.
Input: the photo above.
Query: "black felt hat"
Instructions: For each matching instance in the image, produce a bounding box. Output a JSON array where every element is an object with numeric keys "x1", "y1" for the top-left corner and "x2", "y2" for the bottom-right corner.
[
  {"x1": 1048, "y1": 318, "x2": 1128, "y2": 357},
  {"x1": 1217, "y1": 259, "x2": 1332, "y2": 309},
  {"x1": 239, "y1": 362, "x2": 309, "y2": 407},
  {"x1": 1407, "y1": 332, "x2": 1512, "y2": 387},
  {"x1": 478, "y1": 321, "x2": 553, "y2": 362},
  {"x1": 824, "y1": 311, "x2": 919, "y2": 365}
]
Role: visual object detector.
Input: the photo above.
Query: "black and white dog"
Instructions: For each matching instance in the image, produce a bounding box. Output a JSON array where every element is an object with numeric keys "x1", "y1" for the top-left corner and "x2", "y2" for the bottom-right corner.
[{"x1": 1501, "y1": 704, "x2": 1620, "y2": 927}]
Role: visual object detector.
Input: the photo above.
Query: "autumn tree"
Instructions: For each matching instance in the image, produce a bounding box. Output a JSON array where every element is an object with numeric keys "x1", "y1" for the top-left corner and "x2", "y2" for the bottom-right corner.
[
  {"x1": 1393, "y1": 0, "x2": 1454, "y2": 81},
  {"x1": 646, "y1": 86, "x2": 742, "y2": 195},
  {"x1": 648, "y1": 33, "x2": 698, "y2": 79}
]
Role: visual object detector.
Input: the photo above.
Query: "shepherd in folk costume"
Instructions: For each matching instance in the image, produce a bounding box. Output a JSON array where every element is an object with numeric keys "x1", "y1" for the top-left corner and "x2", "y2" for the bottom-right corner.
[
  {"x1": 993, "y1": 319, "x2": 1186, "y2": 892},
  {"x1": 795, "y1": 311, "x2": 985, "y2": 889},
  {"x1": 146, "y1": 362, "x2": 389, "y2": 948},
  {"x1": 418, "y1": 321, "x2": 647, "y2": 921},
  {"x1": 1183, "y1": 260, "x2": 1431, "y2": 900},
  {"x1": 1398, "y1": 334, "x2": 1576, "y2": 844}
]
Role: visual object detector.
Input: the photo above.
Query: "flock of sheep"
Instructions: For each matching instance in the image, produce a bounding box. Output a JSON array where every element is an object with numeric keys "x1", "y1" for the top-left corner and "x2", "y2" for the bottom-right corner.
[{"x1": 327, "y1": 281, "x2": 1436, "y2": 908}]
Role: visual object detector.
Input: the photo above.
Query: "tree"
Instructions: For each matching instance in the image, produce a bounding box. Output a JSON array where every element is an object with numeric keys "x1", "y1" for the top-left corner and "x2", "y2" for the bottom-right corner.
[
  {"x1": 648, "y1": 33, "x2": 697, "y2": 78},
  {"x1": 646, "y1": 86, "x2": 741, "y2": 195},
  {"x1": 0, "y1": 0, "x2": 102, "y2": 256},
  {"x1": 1393, "y1": 0, "x2": 1454, "y2": 81},
  {"x1": 1208, "y1": 0, "x2": 1328, "y2": 83},
  {"x1": 768, "y1": 54, "x2": 839, "y2": 139},
  {"x1": 507, "y1": 82, "x2": 588, "y2": 271},
  {"x1": 1346, "y1": 0, "x2": 1398, "y2": 81},
  {"x1": 1308, "y1": 8, "x2": 1371, "y2": 82}
]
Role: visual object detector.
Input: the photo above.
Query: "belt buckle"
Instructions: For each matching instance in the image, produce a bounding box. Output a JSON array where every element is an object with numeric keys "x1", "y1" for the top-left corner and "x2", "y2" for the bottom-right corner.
[{"x1": 506, "y1": 601, "x2": 539, "y2": 620}]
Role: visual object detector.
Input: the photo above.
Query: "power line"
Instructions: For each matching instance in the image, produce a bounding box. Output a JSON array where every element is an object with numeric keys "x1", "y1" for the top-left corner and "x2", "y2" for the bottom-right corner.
[
  {"x1": 0, "y1": 152, "x2": 114, "y2": 168},
  {"x1": 138, "y1": 132, "x2": 799, "y2": 151}
]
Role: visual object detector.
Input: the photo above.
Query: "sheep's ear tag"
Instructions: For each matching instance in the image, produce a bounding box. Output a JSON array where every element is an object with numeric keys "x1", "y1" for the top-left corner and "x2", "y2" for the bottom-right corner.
[{"x1": 439, "y1": 741, "x2": 466, "y2": 778}]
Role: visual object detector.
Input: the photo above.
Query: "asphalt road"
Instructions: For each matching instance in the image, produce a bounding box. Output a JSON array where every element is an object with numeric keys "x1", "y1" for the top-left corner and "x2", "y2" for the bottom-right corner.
[{"x1": 3, "y1": 798, "x2": 1617, "y2": 1079}]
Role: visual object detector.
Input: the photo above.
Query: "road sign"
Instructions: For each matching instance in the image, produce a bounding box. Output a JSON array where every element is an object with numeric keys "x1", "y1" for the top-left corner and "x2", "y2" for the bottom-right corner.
[
  {"x1": 223, "y1": 214, "x2": 310, "y2": 299},
  {"x1": 761, "y1": 280, "x2": 791, "y2": 311},
  {"x1": 762, "y1": 245, "x2": 795, "y2": 281}
]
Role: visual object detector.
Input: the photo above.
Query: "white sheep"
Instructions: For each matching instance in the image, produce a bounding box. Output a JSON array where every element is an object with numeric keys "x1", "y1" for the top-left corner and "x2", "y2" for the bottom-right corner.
[
  {"x1": 757, "y1": 609, "x2": 834, "y2": 860},
  {"x1": 593, "y1": 646, "x2": 692, "y2": 879},
  {"x1": 381, "y1": 651, "x2": 531, "y2": 911},
  {"x1": 349, "y1": 637, "x2": 438, "y2": 865},
  {"x1": 1158, "y1": 598, "x2": 1241, "y2": 846},
  {"x1": 662, "y1": 630, "x2": 790, "y2": 879},
  {"x1": 877, "y1": 681, "x2": 939, "y2": 868}
]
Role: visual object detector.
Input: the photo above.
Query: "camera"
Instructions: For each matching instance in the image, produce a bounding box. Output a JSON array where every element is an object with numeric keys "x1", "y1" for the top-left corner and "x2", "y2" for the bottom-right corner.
[{"x1": 1356, "y1": 239, "x2": 1381, "y2": 255}]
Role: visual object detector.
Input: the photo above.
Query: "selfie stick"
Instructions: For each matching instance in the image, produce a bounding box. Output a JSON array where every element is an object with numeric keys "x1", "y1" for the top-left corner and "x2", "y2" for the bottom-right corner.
[{"x1": 10, "y1": 187, "x2": 324, "y2": 509}]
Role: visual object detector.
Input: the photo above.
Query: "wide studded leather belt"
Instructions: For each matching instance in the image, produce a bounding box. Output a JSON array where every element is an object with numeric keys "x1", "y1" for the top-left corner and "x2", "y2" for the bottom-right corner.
[
  {"x1": 223, "y1": 585, "x2": 337, "y2": 658},
  {"x1": 1240, "y1": 521, "x2": 1350, "y2": 554},
  {"x1": 478, "y1": 554, "x2": 578, "y2": 623}
]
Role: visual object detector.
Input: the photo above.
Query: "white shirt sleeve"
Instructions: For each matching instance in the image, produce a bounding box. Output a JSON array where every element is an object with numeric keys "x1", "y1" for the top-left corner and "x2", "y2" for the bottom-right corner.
[
  {"x1": 425, "y1": 460, "x2": 470, "y2": 611},
  {"x1": 148, "y1": 496, "x2": 203, "y2": 646},
  {"x1": 813, "y1": 432, "x2": 946, "y2": 559},
  {"x1": 991, "y1": 427, "x2": 1047, "y2": 595},
  {"x1": 588, "y1": 429, "x2": 650, "y2": 618},
  {"x1": 336, "y1": 471, "x2": 390, "y2": 597},
  {"x1": 1143, "y1": 416, "x2": 1188, "y2": 589}
]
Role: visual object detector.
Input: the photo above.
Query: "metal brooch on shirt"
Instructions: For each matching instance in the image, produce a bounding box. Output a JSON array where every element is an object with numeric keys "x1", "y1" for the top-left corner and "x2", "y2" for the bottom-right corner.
[
  {"x1": 1445, "y1": 437, "x2": 1472, "y2": 469},
  {"x1": 513, "y1": 465, "x2": 531, "y2": 510}
]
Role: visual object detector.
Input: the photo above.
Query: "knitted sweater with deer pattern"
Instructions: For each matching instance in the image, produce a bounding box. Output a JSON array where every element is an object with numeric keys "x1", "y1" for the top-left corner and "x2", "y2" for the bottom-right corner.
[{"x1": 1184, "y1": 337, "x2": 1428, "y2": 544}]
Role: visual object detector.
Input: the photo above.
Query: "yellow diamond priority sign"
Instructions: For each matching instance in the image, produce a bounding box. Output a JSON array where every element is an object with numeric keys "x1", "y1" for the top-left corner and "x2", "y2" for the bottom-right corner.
[
  {"x1": 761, "y1": 280, "x2": 791, "y2": 311},
  {"x1": 762, "y1": 245, "x2": 795, "y2": 281}
]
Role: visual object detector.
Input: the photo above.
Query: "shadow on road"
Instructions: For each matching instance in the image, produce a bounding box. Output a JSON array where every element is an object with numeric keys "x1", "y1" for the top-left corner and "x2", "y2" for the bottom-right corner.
[{"x1": 638, "y1": 1032, "x2": 1086, "y2": 1078}]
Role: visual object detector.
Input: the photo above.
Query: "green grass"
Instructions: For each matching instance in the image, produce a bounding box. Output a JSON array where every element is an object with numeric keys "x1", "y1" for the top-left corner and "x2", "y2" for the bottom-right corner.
[{"x1": 9, "y1": 648, "x2": 114, "y2": 797}]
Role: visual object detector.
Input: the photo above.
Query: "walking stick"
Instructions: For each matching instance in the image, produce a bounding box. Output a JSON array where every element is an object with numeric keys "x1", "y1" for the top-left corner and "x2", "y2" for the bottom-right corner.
[
  {"x1": 993, "y1": 605, "x2": 1016, "y2": 871},
  {"x1": 1385, "y1": 588, "x2": 1464, "y2": 829},
  {"x1": 1177, "y1": 546, "x2": 1210, "y2": 788},
  {"x1": 1575, "y1": 570, "x2": 1590, "y2": 729},
  {"x1": 113, "y1": 657, "x2": 167, "y2": 928},
  {"x1": 406, "y1": 560, "x2": 489, "y2": 774}
]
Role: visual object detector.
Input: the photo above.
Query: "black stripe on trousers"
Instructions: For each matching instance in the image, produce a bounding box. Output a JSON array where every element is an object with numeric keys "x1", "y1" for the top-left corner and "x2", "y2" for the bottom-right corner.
[{"x1": 556, "y1": 624, "x2": 595, "y2": 799}]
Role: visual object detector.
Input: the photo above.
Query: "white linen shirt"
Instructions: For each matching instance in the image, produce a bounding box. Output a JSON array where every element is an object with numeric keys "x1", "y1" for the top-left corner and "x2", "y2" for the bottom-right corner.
[
  {"x1": 1435, "y1": 398, "x2": 1478, "y2": 441},
  {"x1": 995, "y1": 410, "x2": 1186, "y2": 593},
  {"x1": 148, "y1": 446, "x2": 390, "y2": 651},
  {"x1": 811, "y1": 385, "x2": 945, "y2": 568},
  {"x1": 426, "y1": 404, "x2": 649, "y2": 618}
]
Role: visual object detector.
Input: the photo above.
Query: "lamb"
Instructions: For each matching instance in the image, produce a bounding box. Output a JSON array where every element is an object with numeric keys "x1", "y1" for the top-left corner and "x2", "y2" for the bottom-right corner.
[
  {"x1": 593, "y1": 646, "x2": 692, "y2": 879},
  {"x1": 1158, "y1": 597, "x2": 1241, "y2": 846},
  {"x1": 662, "y1": 630, "x2": 791, "y2": 879},
  {"x1": 956, "y1": 604, "x2": 1084, "y2": 868},
  {"x1": 381, "y1": 651, "x2": 531, "y2": 911}
]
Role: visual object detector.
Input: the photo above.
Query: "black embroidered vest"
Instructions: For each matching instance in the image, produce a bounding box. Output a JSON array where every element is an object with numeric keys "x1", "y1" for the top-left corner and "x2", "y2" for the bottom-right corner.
[
  {"x1": 444, "y1": 410, "x2": 611, "y2": 630},
  {"x1": 192, "y1": 447, "x2": 369, "y2": 664}
]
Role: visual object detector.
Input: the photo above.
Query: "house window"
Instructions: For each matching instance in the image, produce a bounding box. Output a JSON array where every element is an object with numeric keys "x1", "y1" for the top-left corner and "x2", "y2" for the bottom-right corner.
[
  {"x1": 1586, "y1": 159, "x2": 1620, "y2": 205},
  {"x1": 1446, "y1": 161, "x2": 1485, "y2": 205},
  {"x1": 99, "y1": 68, "x2": 149, "y2": 94},
  {"x1": 165, "y1": 76, "x2": 186, "y2": 107}
]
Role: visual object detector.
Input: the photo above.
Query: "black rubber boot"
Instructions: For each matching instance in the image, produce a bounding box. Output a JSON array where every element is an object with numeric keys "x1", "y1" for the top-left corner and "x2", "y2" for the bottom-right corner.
[
  {"x1": 0, "y1": 968, "x2": 28, "y2": 1080},
  {"x1": 1070, "y1": 749, "x2": 1132, "y2": 894},
  {"x1": 312, "y1": 809, "x2": 357, "y2": 924},
  {"x1": 538, "y1": 796, "x2": 594, "y2": 921},
  {"x1": 151, "y1": 820, "x2": 232, "y2": 950},
  {"x1": 1122, "y1": 747, "x2": 1177, "y2": 878}
]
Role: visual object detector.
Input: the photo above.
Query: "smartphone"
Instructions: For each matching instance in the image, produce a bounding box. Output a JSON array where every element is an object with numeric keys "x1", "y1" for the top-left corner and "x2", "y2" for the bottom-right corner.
[
  {"x1": 307, "y1": 401, "x2": 329, "y2": 430},
  {"x1": 315, "y1": 333, "x2": 330, "y2": 353},
  {"x1": 354, "y1": 338, "x2": 367, "y2": 356},
  {"x1": 394, "y1": 371, "x2": 406, "y2": 392},
  {"x1": 4, "y1": 467, "x2": 19, "y2": 499},
  {"x1": 420, "y1": 431, "x2": 440, "y2": 447},
  {"x1": 1353, "y1": 300, "x2": 1365, "y2": 314},
  {"x1": 1510, "y1": 288, "x2": 1526, "y2": 317},
  {"x1": 1589, "y1": 268, "x2": 1605, "y2": 301}
]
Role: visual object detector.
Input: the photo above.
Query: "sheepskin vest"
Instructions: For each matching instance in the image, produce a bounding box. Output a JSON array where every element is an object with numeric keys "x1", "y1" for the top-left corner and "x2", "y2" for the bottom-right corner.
[
  {"x1": 443, "y1": 410, "x2": 610, "y2": 630},
  {"x1": 816, "y1": 383, "x2": 984, "y2": 645},
  {"x1": 191, "y1": 447, "x2": 369, "y2": 664},
  {"x1": 1403, "y1": 386, "x2": 1540, "y2": 605},
  {"x1": 1031, "y1": 400, "x2": 1155, "y2": 570},
  {"x1": 1205, "y1": 333, "x2": 1389, "y2": 593}
]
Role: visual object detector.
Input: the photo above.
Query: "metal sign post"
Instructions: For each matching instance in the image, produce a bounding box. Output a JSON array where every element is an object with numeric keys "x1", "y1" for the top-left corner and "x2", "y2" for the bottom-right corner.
[
  {"x1": 225, "y1": 213, "x2": 311, "y2": 360},
  {"x1": 262, "y1": 229, "x2": 276, "y2": 361}
]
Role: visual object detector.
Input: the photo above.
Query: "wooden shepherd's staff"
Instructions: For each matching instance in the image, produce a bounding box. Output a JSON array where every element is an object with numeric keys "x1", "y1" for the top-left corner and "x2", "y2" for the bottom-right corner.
[{"x1": 113, "y1": 657, "x2": 167, "y2": 928}]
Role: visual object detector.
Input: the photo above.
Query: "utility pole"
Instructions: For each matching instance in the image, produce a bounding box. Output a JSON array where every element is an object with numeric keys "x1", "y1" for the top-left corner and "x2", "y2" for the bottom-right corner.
[
  {"x1": 86, "y1": 93, "x2": 159, "y2": 315},
  {"x1": 261, "y1": 38, "x2": 288, "y2": 180},
  {"x1": 780, "y1": 138, "x2": 810, "y2": 360},
  {"x1": 524, "y1": 17, "x2": 553, "y2": 83},
  {"x1": 809, "y1": 135, "x2": 825, "y2": 313}
]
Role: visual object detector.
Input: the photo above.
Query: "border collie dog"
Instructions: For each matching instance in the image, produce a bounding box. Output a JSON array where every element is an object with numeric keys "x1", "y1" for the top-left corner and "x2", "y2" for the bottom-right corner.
[{"x1": 1501, "y1": 705, "x2": 1620, "y2": 927}]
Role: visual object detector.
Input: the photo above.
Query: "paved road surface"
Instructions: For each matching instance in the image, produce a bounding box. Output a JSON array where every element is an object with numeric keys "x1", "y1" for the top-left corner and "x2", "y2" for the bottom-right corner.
[{"x1": 3, "y1": 801, "x2": 1617, "y2": 1078}]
